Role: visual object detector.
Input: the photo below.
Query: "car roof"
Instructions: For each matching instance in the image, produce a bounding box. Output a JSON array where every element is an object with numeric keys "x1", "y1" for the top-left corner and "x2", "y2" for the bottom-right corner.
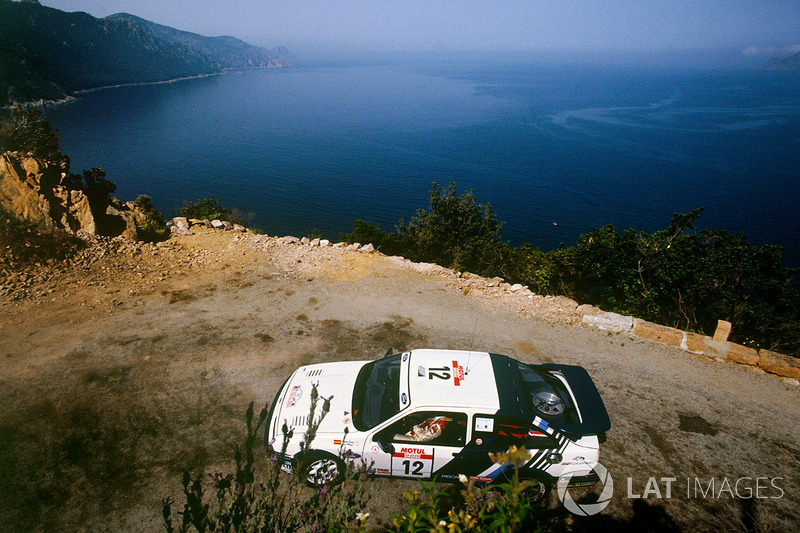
[{"x1": 405, "y1": 349, "x2": 502, "y2": 412}]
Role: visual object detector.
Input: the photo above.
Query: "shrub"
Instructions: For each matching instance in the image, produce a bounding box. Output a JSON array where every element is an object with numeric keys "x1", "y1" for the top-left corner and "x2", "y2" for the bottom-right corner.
[
  {"x1": 134, "y1": 195, "x2": 169, "y2": 242},
  {"x1": 397, "y1": 182, "x2": 505, "y2": 273},
  {"x1": 390, "y1": 446, "x2": 542, "y2": 533},
  {"x1": 176, "y1": 199, "x2": 233, "y2": 222},
  {"x1": 162, "y1": 385, "x2": 372, "y2": 533},
  {"x1": 0, "y1": 106, "x2": 67, "y2": 165}
]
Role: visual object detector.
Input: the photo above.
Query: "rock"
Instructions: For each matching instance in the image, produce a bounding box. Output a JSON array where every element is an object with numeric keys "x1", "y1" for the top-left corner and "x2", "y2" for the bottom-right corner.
[
  {"x1": 728, "y1": 343, "x2": 759, "y2": 366},
  {"x1": 783, "y1": 378, "x2": 800, "y2": 387},
  {"x1": 583, "y1": 312, "x2": 634, "y2": 333},
  {"x1": 233, "y1": 224, "x2": 246, "y2": 232},
  {"x1": 758, "y1": 349, "x2": 800, "y2": 379},
  {"x1": 346, "y1": 243, "x2": 361, "y2": 252},
  {"x1": 0, "y1": 151, "x2": 97, "y2": 234},
  {"x1": 681, "y1": 331, "x2": 707, "y2": 355},
  {"x1": 300, "y1": 237, "x2": 310, "y2": 245},
  {"x1": 633, "y1": 319, "x2": 684, "y2": 347},
  {"x1": 509, "y1": 283, "x2": 525, "y2": 292},
  {"x1": 188, "y1": 218, "x2": 204, "y2": 226},
  {"x1": 211, "y1": 219, "x2": 224, "y2": 228},
  {"x1": 319, "y1": 239, "x2": 330, "y2": 247},
  {"x1": 278, "y1": 236, "x2": 300, "y2": 244},
  {"x1": 576, "y1": 304, "x2": 603, "y2": 317},
  {"x1": 310, "y1": 238, "x2": 320, "y2": 246},
  {"x1": 359, "y1": 243, "x2": 375, "y2": 253},
  {"x1": 221, "y1": 221, "x2": 233, "y2": 231},
  {"x1": 701, "y1": 337, "x2": 729, "y2": 361},
  {"x1": 712, "y1": 320, "x2": 732, "y2": 343},
  {"x1": 172, "y1": 217, "x2": 189, "y2": 227}
]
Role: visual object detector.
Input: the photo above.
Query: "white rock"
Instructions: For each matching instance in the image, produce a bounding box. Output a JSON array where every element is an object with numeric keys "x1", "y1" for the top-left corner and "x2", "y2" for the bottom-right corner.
[
  {"x1": 359, "y1": 243, "x2": 375, "y2": 253},
  {"x1": 582, "y1": 312, "x2": 634, "y2": 333},
  {"x1": 300, "y1": 237, "x2": 310, "y2": 245},
  {"x1": 211, "y1": 219, "x2": 224, "y2": 229},
  {"x1": 320, "y1": 239, "x2": 330, "y2": 247},
  {"x1": 233, "y1": 224, "x2": 246, "y2": 232}
]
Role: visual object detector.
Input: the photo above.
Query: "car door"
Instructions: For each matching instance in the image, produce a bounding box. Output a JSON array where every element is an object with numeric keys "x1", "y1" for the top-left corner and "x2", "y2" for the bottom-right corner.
[{"x1": 363, "y1": 410, "x2": 468, "y2": 480}]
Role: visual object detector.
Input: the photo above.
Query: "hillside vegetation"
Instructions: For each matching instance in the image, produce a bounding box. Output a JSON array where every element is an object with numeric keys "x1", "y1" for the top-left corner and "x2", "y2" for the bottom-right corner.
[
  {"x1": 0, "y1": 0, "x2": 289, "y2": 107},
  {"x1": 342, "y1": 183, "x2": 800, "y2": 355}
]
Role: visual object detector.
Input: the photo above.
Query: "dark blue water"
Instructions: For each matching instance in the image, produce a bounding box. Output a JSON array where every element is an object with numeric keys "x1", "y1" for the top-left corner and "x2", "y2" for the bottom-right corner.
[{"x1": 45, "y1": 57, "x2": 800, "y2": 266}]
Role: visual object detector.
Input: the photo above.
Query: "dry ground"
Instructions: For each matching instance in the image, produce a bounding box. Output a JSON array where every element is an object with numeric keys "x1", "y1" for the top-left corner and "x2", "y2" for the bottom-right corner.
[{"x1": 0, "y1": 227, "x2": 798, "y2": 532}]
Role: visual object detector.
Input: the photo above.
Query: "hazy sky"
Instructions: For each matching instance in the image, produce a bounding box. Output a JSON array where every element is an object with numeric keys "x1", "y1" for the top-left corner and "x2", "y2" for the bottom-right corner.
[{"x1": 40, "y1": 0, "x2": 800, "y2": 57}]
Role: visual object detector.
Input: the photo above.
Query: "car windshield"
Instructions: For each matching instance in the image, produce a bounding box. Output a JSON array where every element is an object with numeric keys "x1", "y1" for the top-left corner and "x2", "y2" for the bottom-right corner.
[
  {"x1": 352, "y1": 354, "x2": 402, "y2": 430},
  {"x1": 516, "y1": 362, "x2": 579, "y2": 425}
]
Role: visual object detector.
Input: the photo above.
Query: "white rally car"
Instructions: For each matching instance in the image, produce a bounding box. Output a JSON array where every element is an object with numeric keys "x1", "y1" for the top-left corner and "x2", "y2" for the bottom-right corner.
[{"x1": 265, "y1": 349, "x2": 610, "y2": 499}]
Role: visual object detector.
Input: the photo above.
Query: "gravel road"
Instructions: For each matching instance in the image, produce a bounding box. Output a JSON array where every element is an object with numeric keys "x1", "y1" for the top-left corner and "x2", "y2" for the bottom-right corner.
[{"x1": 1, "y1": 228, "x2": 797, "y2": 532}]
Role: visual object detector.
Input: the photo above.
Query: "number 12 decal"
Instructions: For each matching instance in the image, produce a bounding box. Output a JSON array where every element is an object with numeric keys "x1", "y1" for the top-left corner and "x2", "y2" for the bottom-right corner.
[
  {"x1": 428, "y1": 366, "x2": 451, "y2": 380},
  {"x1": 402, "y1": 460, "x2": 424, "y2": 476}
]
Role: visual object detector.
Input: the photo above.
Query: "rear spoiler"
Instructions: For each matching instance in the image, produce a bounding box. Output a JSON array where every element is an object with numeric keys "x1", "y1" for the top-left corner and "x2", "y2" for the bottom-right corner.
[{"x1": 539, "y1": 364, "x2": 611, "y2": 435}]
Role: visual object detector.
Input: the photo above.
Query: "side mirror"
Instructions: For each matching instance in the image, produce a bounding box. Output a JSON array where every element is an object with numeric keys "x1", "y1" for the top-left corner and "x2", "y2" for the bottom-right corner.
[
  {"x1": 375, "y1": 436, "x2": 395, "y2": 455},
  {"x1": 383, "y1": 348, "x2": 393, "y2": 358}
]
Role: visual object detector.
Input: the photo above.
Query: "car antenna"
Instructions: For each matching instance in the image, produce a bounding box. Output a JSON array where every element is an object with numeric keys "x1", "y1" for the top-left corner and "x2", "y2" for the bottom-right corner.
[{"x1": 465, "y1": 318, "x2": 479, "y2": 375}]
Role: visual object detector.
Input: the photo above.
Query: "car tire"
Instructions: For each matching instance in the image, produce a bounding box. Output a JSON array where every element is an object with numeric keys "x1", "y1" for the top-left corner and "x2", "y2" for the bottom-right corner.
[
  {"x1": 518, "y1": 476, "x2": 551, "y2": 504},
  {"x1": 298, "y1": 451, "x2": 344, "y2": 486}
]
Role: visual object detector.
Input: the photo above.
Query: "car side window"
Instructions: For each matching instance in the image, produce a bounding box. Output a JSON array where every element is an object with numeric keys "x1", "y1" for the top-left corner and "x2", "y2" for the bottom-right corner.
[{"x1": 385, "y1": 411, "x2": 467, "y2": 447}]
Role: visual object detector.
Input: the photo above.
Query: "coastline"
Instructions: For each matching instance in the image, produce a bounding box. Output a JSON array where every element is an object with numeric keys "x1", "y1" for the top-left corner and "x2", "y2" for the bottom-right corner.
[{"x1": 11, "y1": 64, "x2": 291, "y2": 109}]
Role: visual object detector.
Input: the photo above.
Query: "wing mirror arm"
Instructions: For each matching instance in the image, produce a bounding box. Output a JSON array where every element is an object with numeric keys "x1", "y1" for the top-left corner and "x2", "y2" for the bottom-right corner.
[{"x1": 375, "y1": 436, "x2": 395, "y2": 455}]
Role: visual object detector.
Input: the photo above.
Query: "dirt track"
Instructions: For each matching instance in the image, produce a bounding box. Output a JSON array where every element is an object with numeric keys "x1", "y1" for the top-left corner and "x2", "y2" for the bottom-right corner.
[{"x1": 1, "y1": 227, "x2": 798, "y2": 532}]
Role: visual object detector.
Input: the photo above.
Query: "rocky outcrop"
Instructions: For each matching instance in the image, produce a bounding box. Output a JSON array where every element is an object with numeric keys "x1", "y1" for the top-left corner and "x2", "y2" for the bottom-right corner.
[
  {"x1": 0, "y1": 151, "x2": 143, "y2": 239},
  {"x1": 0, "y1": 152, "x2": 95, "y2": 233}
]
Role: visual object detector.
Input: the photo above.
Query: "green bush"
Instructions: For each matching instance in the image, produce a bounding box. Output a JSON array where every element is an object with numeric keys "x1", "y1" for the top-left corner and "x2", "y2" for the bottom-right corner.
[
  {"x1": 390, "y1": 446, "x2": 542, "y2": 533},
  {"x1": 176, "y1": 199, "x2": 233, "y2": 222},
  {"x1": 397, "y1": 182, "x2": 505, "y2": 273},
  {"x1": 162, "y1": 387, "x2": 372, "y2": 533},
  {"x1": 134, "y1": 195, "x2": 169, "y2": 242},
  {"x1": 0, "y1": 106, "x2": 67, "y2": 164},
  {"x1": 550, "y1": 208, "x2": 800, "y2": 352}
]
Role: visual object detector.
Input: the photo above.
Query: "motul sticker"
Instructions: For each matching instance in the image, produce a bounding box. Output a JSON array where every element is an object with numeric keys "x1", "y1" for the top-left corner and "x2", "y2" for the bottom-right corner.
[
  {"x1": 391, "y1": 446, "x2": 434, "y2": 478},
  {"x1": 452, "y1": 360, "x2": 465, "y2": 386}
]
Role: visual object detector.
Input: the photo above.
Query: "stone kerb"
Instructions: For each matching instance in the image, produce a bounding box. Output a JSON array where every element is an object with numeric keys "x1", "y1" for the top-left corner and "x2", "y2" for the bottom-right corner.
[{"x1": 578, "y1": 312, "x2": 797, "y2": 383}]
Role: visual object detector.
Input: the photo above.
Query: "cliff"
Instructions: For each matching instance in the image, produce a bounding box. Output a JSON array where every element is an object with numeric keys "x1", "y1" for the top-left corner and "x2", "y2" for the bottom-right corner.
[
  {"x1": 0, "y1": 151, "x2": 146, "y2": 239},
  {"x1": 0, "y1": 0, "x2": 290, "y2": 107}
]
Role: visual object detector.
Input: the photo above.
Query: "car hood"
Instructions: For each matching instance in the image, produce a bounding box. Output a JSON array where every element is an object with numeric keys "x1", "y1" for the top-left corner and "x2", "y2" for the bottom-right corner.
[{"x1": 268, "y1": 360, "x2": 368, "y2": 445}]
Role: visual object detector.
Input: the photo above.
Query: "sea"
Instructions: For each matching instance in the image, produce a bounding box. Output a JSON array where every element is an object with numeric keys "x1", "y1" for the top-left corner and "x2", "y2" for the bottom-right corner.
[{"x1": 44, "y1": 54, "x2": 800, "y2": 266}]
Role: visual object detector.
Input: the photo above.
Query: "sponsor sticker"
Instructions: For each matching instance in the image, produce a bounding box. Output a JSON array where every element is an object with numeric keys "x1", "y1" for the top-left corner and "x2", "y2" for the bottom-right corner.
[
  {"x1": 452, "y1": 360, "x2": 465, "y2": 386},
  {"x1": 285, "y1": 385, "x2": 302, "y2": 408}
]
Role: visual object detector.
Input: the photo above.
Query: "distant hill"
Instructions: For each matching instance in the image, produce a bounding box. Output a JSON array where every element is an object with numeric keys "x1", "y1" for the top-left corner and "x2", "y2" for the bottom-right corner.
[
  {"x1": 104, "y1": 13, "x2": 292, "y2": 69},
  {"x1": 0, "y1": 0, "x2": 290, "y2": 107},
  {"x1": 763, "y1": 50, "x2": 800, "y2": 70}
]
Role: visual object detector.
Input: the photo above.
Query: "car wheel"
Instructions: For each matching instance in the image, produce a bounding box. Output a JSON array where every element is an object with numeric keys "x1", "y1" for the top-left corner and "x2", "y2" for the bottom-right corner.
[
  {"x1": 299, "y1": 451, "x2": 344, "y2": 486},
  {"x1": 519, "y1": 476, "x2": 550, "y2": 504}
]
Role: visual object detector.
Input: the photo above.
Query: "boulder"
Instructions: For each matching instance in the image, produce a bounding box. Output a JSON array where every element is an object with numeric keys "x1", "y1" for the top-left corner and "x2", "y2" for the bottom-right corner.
[{"x1": 359, "y1": 243, "x2": 375, "y2": 253}]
